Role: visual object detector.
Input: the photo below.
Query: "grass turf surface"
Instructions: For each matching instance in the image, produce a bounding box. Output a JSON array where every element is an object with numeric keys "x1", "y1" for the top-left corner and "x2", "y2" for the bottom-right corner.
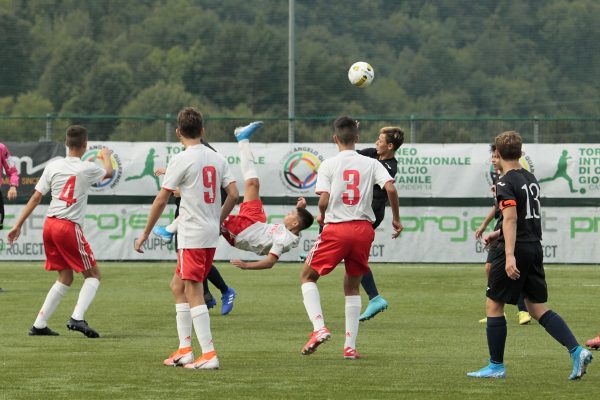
[{"x1": 0, "y1": 262, "x2": 599, "y2": 399}]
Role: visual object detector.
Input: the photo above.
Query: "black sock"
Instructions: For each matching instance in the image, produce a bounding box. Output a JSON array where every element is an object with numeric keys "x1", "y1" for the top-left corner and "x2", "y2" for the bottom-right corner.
[
  {"x1": 203, "y1": 279, "x2": 211, "y2": 296},
  {"x1": 517, "y1": 294, "x2": 528, "y2": 312},
  {"x1": 487, "y1": 316, "x2": 507, "y2": 364},
  {"x1": 207, "y1": 265, "x2": 229, "y2": 295},
  {"x1": 539, "y1": 310, "x2": 579, "y2": 352},
  {"x1": 361, "y1": 270, "x2": 379, "y2": 300}
]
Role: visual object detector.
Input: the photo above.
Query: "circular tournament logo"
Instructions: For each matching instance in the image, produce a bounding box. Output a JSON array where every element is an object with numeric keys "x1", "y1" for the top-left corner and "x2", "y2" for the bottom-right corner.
[
  {"x1": 82, "y1": 146, "x2": 123, "y2": 191},
  {"x1": 280, "y1": 147, "x2": 323, "y2": 192}
]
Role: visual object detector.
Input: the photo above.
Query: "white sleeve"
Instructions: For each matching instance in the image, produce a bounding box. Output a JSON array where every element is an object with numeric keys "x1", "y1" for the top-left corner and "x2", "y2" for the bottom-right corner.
[
  {"x1": 315, "y1": 160, "x2": 332, "y2": 194},
  {"x1": 85, "y1": 162, "x2": 106, "y2": 185},
  {"x1": 34, "y1": 166, "x2": 51, "y2": 195},
  {"x1": 268, "y1": 229, "x2": 287, "y2": 258},
  {"x1": 374, "y1": 161, "x2": 394, "y2": 189},
  {"x1": 162, "y1": 156, "x2": 185, "y2": 191},
  {"x1": 220, "y1": 161, "x2": 236, "y2": 188}
]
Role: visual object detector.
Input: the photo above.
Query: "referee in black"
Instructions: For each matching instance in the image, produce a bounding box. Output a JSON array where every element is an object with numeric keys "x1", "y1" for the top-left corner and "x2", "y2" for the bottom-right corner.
[{"x1": 468, "y1": 131, "x2": 592, "y2": 380}]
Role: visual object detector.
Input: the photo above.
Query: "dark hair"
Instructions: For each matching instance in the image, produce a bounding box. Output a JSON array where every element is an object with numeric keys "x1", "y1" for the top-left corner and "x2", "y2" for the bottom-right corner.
[
  {"x1": 379, "y1": 126, "x2": 404, "y2": 150},
  {"x1": 495, "y1": 131, "x2": 522, "y2": 160},
  {"x1": 296, "y1": 207, "x2": 314, "y2": 231},
  {"x1": 489, "y1": 143, "x2": 497, "y2": 152},
  {"x1": 333, "y1": 116, "x2": 358, "y2": 145},
  {"x1": 177, "y1": 107, "x2": 203, "y2": 138},
  {"x1": 65, "y1": 125, "x2": 88, "y2": 149}
]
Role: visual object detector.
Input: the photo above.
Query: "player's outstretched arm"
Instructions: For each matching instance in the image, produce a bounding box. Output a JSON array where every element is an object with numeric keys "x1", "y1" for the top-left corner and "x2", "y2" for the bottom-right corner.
[
  {"x1": 220, "y1": 182, "x2": 239, "y2": 225},
  {"x1": 7, "y1": 191, "x2": 43, "y2": 244},
  {"x1": 384, "y1": 181, "x2": 403, "y2": 238},
  {"x1": 475, "y1": 205, "x2": 496, "y2": 239},
  {"x1": 134, "y1": 189, "x2": 171, "y2": 253},
  {"x1": 230, "y1": 254, "x2": 278, "y2": 270},
  {"x1": 99, "y1": 147, "x2": 114, "y2": 179}
]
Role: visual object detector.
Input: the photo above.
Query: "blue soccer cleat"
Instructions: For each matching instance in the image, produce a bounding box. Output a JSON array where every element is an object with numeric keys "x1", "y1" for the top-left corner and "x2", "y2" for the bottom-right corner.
[
  {"x1": 359, "y1": 295, "x2": 388, "y2": 321},
  {"x1": 204, "y1": 292, "x2": 217, "y2": 309},
  {"x1": 221, "y1": 287, "x2": 236, "y2": 315},
  {"x1": 569, "y1": 346, "x2": 593, "y2": 380},
  {"x1": 234, "y1": 121, "x2": 263, "y2": 141},
  {"x1": 467, "y1": 361, "x2": 506, "y2": 378},
  {"x1": 152, "y1": 226, "x2": 174, "y2": 244}
]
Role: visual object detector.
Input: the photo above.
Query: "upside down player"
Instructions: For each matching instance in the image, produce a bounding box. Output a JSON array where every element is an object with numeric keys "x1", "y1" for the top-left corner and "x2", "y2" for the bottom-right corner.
[
  {"x1": 156, "y1": 121, "x2": 314, "y2": 271},
  {"x1": 355, "y1": 126, "x2": 404, "y2": 321},
  {"x1": 300, "y1": 117, "x2": 403, "y2": 360},
  {"x1": 467, "y1": 131, "x2": 592, "y2": 380}
]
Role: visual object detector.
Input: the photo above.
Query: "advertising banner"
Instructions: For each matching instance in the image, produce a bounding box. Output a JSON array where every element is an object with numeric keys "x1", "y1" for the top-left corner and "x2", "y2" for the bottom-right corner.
[
  {"x1": 73, "y1": 142, "x2": 600, "y2": 199},
  {"x1": 2, "y1": 204, "x2": 598, "y2": 263}
]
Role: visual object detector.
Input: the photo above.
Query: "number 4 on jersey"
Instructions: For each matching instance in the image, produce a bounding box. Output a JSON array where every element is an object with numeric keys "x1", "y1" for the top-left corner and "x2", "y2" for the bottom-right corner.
[{"x1": 59, "y1": 176, "x2": 77, "y2": 207}]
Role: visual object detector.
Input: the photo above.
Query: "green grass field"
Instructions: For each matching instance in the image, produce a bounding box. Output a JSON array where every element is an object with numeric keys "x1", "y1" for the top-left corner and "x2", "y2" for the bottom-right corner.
[{"x1": 1, "y1": 262, "x2": 599, "y2": 399}]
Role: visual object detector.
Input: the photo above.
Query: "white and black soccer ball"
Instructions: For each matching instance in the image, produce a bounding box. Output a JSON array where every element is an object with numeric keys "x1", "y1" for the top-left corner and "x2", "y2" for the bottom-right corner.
[{"x1": 348, "y1": 61, "x2": 374, "y2": 88}]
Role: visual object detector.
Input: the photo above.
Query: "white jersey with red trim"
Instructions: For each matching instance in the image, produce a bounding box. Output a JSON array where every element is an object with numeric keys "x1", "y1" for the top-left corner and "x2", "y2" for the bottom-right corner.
[
  {"x1": 35, "y1": 156, "x2": 106, "y2": 225},
  {"x1": 162, "y1": 143, "x2": 236, "y2": 249},
  {"x1": 234, "y1": 222, "x2": 299, "y2": 257},
  {"x1": 315, "y1": 150, "x2": 393, "y2": 224}
]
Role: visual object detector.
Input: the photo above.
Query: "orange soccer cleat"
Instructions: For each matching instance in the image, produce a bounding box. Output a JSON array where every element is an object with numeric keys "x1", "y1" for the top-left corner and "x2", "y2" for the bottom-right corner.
[
  {"x1": 163, "y1": 346, "x2": 194, "y2": 366},
  {"x1": 343, "y1": 347, "x2": 360, "y2": 360},
  {"x1": 184, "y1": 351, "x2": 220, "y2": 370},
  {"x1": 301, "y1": 327, "x2": 331, "y2": 355}
]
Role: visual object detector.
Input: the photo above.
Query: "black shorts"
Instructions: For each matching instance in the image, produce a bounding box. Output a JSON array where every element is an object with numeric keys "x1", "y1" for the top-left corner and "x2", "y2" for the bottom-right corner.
[
  {"x1": 485, "y1": 241, "x2": 498, "y2": 264},
  {"x1": 371, "y1": 199, "x2": 386, "y2": 229},
  {"x1": 487, "y1": 241, "x2": 547, "y2": 305}
]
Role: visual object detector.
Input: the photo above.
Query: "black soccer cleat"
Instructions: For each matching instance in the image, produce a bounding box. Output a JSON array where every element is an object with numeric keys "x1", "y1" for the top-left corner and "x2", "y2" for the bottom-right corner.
[
  {"x1": 66, "y1": 318, "x2": 100, "y2": 338},
  {"x1": 29, "y1": 326, "x2": 59, "y2": 336}
]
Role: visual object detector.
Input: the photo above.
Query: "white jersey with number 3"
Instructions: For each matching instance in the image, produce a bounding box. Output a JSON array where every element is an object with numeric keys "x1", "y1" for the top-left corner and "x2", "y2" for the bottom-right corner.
[
  {"x1": 315, "y1": 150, "x2": 393, "y2": 224},
  {"x1": 162, "y1": 143, "x2": 236, "y2": 249},
  {"x1": 35, "y1": 156, "x2": 106, "y2": 226}
]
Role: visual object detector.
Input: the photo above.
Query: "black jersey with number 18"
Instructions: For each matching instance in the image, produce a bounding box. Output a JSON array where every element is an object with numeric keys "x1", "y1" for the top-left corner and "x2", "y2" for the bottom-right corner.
[{"x1": 495, "y1": 168, "x2": 542, "y2": 242}]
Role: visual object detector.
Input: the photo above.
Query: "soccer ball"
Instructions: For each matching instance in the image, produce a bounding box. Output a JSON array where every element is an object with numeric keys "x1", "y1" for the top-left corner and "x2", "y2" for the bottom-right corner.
[{"x1": 348, "y1": 61, "x2": 374, "y2": 88}]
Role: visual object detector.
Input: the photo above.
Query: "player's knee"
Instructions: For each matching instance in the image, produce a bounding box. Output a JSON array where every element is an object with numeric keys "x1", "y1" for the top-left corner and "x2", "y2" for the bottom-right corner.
[{"x1": 246, "y1": 178, "x2": 260, "y2": 190}]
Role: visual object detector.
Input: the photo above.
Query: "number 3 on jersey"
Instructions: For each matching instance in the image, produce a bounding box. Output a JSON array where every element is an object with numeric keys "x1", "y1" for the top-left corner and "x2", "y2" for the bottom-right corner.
[
  {"x1": 342, "y1": 170, "x2": 360, "y2": 205},
  {"x1": 59, "y1": 176, "x2": 77, "y2": 207}
]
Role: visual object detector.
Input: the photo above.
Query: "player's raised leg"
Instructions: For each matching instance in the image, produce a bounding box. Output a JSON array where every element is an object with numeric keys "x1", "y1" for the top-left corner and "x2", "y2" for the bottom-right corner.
[
  {"x1": 29, "y1": 270, "x2": 73, "y2": 336},
  {"x1": 359, "y1": 270, "x2": 388, "y2": 321},
  {"x1": 234, "y1": 121, "x2": 263, "y2": 202},
  {"x1": 66, "y1": 266, "x2": 101, "y2": 338}
]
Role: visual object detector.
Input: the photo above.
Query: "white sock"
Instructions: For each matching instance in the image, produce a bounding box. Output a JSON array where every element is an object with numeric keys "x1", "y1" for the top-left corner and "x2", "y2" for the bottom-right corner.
[
  {"x1": 238, "y1": 140, "x2": 258, "y2": 181},
  {"x1": 191, "y1": 305, "x2": 215, "y2": 354},
  {"x1": 33, "y1": 281, "x2": 69, "y2": 329},
  {"x1": 301, "y1": 282, "x2": 325, "y2": 331},
  {"x1": 166, "y1": 218, "x2": 179, "y2": 233},
  {"x1": 175, "y1": 303, "x2": 193, "y2": 348},
  {"x1": 344, "y1": 296, "x2": 361, "y2": 349},
  {"x1": 71, "y1": 277, "x2": 100, "y2": 321}
]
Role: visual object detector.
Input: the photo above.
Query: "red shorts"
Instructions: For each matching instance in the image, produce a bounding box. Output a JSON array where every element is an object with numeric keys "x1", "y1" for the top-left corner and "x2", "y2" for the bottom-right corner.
[
  {"x1": 221, "y1": 199, "x2": 266, "y2": 245},
  {"x1": 43, "y1": 217, "x2": 97, "y2": 273},
  {"x1": 176, "y1": 248, "x2": 216, "y2": 282},
  {"x1": 306, "y1": 220, "x2": 375, "y2": 277}
]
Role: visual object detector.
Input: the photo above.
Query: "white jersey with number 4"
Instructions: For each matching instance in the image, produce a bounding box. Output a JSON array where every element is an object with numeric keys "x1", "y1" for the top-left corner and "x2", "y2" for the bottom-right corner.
[
  {"x1": 35, "y1": 156, "x2": 106, "y2": 226},
  {"x1": 162, "y1": 143, "x2": 236, "y2": 249},
  {"x1": 316, "y1": 150, "x2": 394, "y2": 224}
]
